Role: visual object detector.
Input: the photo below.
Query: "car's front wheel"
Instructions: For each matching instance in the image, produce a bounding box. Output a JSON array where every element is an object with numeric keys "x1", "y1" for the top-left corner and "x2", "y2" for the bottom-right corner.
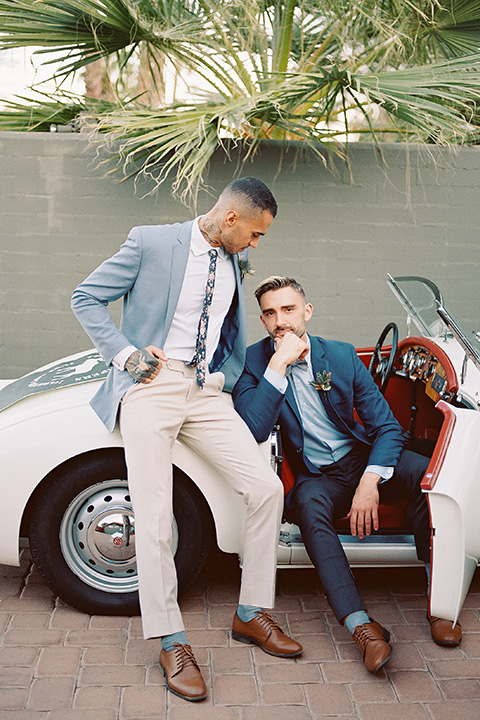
[{"x1": 28, "y1": 449, "x2": 212, "y2": 615}]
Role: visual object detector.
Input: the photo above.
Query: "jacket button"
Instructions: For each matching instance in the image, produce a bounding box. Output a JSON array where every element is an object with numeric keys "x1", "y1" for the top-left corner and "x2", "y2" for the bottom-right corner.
[{"x1": 296, "y1": 448, "x2": 302, "y2": 453}]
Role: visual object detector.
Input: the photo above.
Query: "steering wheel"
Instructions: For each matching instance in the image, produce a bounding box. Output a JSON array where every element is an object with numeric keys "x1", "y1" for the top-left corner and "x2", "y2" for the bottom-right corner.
[{"x1": 368, "y1": 322, "x2": 399, "y2": 394}]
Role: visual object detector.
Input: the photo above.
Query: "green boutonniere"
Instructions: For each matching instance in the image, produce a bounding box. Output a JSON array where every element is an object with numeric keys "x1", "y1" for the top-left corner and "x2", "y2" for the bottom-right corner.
[
  {"x1": 238, "y1": 256, "x2": 255, "y2": 281},
  {"x1": 310, "y1": 370, "x2": 332, "y2": 392}
]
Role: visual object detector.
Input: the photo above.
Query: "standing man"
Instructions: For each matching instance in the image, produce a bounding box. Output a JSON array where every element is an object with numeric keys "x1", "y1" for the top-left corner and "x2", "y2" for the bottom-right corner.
[
  {"x1": 71, "y1": 180, "x2": 302, "y2": 703},
  {"x1": 233, "y1": 276, "x2": 461, "y2": 675}
]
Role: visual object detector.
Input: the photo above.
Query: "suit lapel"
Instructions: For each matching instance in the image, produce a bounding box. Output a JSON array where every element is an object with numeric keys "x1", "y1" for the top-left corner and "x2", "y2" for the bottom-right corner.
[{"x1": 164, "y1": 222, "x2": 192, "y2": 333}]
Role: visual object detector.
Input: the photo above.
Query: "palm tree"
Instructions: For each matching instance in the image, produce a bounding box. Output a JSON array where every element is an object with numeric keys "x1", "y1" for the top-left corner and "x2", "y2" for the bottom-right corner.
[{"x1": 0, "y1": 0, "x2": 479, "y2": 202}]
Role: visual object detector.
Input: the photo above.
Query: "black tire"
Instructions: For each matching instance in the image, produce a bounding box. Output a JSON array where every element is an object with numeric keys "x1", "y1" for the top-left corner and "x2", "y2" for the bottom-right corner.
[{"x1": 28, "y1": 449, "x2": 212, "y2": 615}]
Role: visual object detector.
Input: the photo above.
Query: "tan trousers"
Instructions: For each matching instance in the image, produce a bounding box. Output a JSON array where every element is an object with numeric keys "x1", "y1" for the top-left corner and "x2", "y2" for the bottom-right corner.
[{"x1": 119, "y1": 359, "x2": 284, "y2": 639}]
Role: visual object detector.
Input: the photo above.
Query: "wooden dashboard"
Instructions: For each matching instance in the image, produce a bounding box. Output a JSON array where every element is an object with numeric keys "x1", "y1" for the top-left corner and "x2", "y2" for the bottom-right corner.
[{"x1": 394, "y1": 337, "x2": 459, "y2": 403}]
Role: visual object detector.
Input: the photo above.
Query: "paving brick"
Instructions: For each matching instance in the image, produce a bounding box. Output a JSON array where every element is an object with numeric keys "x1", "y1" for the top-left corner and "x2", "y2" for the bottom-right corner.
[
  {"x1": 0, "y1": 665, "x2": 33, "y2": 688},
  {"x1": 0, "y1": 598, "x2": 55, "y2": 614},
  {"x1": 239, "y1": 708, "x2": 312, "y2": 720},
  {"x1": 350, "y1": 680, "x2": 398, "y2": 704},
  {"x1": 83, "y1": 645, "x2": 125, "y2": 665},
  {"x1": 0, "y1": 688, "x2": 29, "y2": 711},
  {"x1": 73, "y1": 684, "x2": 122, "y2": 709},
  {"x1": 79, "y1": 664, "x2": 145, "y2": 687},
  {"x1": 208, "y1": 604, "x2": 237, "y2": 628},
  {"x1": 188, "y1": 629, "x2": 229, "y2": 648},
  {"x1": 0, "y1": 646, "x2": 39, "y2": 666},
  {"x1": 291, "y1": 632, "x2": 337, "y2": 662},
  {"x1": 385, "y1": 642, "x2": 426, "y2": 670},
  {"x1": 0, "y1": 713, "x2": 48, "y2": 719},
  {"x1": 438, "y1": 678, "x2": 480, "y2": 700},
  {"x1": 259, "y1": 681, "x2": 306, "y2": 705},
  {"x1": 89, "y1": 615, "x2": 130, "y2": 629},
  {"x1": 213, "y1": 673, "x2": 259, "y2": 706},
  {"x1": 36, "y1": 646, "x2": 81, "y2": 676},
  {"x1": 26, "y1": 676, "x2": 76, "y2": 711},
  {"x1": 168, "y1": 706, "x2": 238, "y2": 720},
  {"x1": 388, "y1": 670, "x2": 442, "y2": 702},
  {"x1": 8, "y1": 613, "x2": 50, "y2": 630},
  {"x1": 257, "y1": 661, "x2": 322, "y2": 684},
  {"x1": 285, "y1": 610, "x2": 327, "y2": 635},
  {"x1": 426, "y1": 700, "x2": 480, "y2": 720},
  {"x1": 427, "y1": 658, "x2": 480, "y2": 679},
  {"x1": 65, "y1": 628, "x2": 127, "y2": 647},
  {"x1": 50, "y1": 608, "x2": 90, "y2": 629},
  {"x1": 211, "y1": 646, "x2": 254, "y2": 674},
  {"x1": 125, "y1": 638, "x2": 160, "y2": 666},
  {"x1": 358, "y1": 703, "x2": 430, "y2": 720},
  {"x1": 120, "y1": 685, "x2": 167, "y2": 718},
  {"x1": 304, "y1": 683, "x2": 354, "y2": 717},
  {"x1": 3, "y1": 628, "x2": 65, "y2": 647},
  {"x1": 49, "y1": 711, "x2": 117, "y2": 720}
]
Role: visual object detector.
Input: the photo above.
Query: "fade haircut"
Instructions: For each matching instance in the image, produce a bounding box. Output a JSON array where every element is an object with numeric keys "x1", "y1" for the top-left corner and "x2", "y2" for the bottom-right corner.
[
  {"x1": 254, "y1": 276, "x2": 306, "y2": 306},
  {"x1": 219, "y1": 177, "x2": 278, "y2": 218}
]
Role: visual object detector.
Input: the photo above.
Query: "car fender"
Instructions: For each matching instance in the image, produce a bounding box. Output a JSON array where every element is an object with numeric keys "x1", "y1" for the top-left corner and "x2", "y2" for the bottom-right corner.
[
  {"x1": 423, "y1": 401, "x2": 480, "y2": 623},
  {"x1": 0, "y1": 380, "x2": 251, "y2": 567}
]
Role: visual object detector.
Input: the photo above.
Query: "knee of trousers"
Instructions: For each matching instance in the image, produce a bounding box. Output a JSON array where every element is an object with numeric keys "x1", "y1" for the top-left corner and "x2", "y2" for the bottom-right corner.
[
  {"x1": 295, "y1": 492, "x2": 335, "y2": 526},
  {"x1": 245, "y1": 471, "x2": 284, "y2": 511}
]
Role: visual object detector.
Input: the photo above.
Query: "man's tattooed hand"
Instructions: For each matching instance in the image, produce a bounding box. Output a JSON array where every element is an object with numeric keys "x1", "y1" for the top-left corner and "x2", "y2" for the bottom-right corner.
[{"x1": 125, "y1": 346, "x2": 165, "y2": 383}]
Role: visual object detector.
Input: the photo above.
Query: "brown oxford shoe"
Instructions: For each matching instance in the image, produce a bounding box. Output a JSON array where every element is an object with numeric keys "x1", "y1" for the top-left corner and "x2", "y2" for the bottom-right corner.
[
  {"x1": 159, "y1": 643, "x2": 207, "y2": 702},
  {"x1": 232, "y1": 611, "x2": 303, "y2": 658},
  {"x1": 352, "y1": 619, "x2": 392, "y2": 674},
  {"x1": 428, "y1": 615, "x2": 462, "y2": 647}
]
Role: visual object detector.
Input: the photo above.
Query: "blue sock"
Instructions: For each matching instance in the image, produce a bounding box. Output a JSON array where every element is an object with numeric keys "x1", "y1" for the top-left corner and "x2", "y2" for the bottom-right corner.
[
  {"x1": 425, "y1": 562, "x2": 431, "y2": 594},
  {"x1": 237, "y1": 604, "x2": 262, "y2": 622},
  {"x1": 344, "y1": 611, "x2": 370, "y2": 634},
  {"x1": 161, "y1": 630, "x2": 188, "y2": 652}
]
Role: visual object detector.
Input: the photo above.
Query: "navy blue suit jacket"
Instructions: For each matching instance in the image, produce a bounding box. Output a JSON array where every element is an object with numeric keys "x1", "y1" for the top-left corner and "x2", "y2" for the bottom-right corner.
[{"x1": 232, "y1": 335, "x2": 405, "y2": 500}]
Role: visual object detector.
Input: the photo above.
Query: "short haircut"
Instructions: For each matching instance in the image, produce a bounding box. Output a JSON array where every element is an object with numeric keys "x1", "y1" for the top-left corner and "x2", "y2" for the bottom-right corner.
[
  {"x1": 220, "y1": 177, "x2": 278, "y2": 218},
  {"x1": 254, "y1": 276, "x2": 305, "y2": 305}
]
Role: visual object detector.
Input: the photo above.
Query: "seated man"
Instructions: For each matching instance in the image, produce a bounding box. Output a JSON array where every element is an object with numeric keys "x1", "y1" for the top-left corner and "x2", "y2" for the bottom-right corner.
[{"x1": 233, "y1": 275, "x2": 461, "y2": 674}]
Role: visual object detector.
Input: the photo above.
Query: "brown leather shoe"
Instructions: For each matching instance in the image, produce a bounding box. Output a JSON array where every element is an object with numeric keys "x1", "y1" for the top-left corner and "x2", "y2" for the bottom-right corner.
[
  {"x1": 352, "y1": 619, "x2": 392, "y2": 674},
  {"x1": 232, "y1": 611, "x2": 303, "y2": 658},
  {"x1": 428, "y1": 616, "x2": 462, "y2": 647},
  {"x1": 159, "y1": 643, "x2": 207, "y2": 702}
]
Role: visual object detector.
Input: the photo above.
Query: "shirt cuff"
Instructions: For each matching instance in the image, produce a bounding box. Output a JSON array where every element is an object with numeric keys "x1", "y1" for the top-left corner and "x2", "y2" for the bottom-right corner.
[
  {"x1": 366, "y1": 464, "x2": 394, "y2": 483},
  {"x1": 264, "y1": 367, "x2": 288, "y2": 394},
  {"x1": 112, "y1": 345, "x2": 138, "y2": 371}
]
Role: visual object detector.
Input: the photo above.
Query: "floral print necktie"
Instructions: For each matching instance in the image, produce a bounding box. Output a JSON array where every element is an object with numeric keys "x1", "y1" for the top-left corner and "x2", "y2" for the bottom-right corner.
[{"x1": 190, "y1": 249, "x2": 218, "y2": 388}]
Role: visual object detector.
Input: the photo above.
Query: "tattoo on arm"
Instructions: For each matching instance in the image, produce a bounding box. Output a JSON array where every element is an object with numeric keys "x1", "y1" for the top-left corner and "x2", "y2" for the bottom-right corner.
[
  {"x1": 199, "y1": 217, "x2": 222, "y2": 247},
  {"x1": 125, "y1": 348, "x2": 159, "y2": 382}
]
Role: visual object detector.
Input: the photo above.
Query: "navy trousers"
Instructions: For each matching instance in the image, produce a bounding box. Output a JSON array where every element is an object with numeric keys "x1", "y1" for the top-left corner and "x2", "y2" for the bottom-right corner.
[{"x1": 291, "y1": 443, "x2": 430, "y2": 623}]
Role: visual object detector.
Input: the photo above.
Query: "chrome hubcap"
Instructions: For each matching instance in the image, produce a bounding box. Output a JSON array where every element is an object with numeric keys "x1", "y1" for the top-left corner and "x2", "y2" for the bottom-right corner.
[{"x1": 59, "y1": 479, "x2": 178, "y2": 593}]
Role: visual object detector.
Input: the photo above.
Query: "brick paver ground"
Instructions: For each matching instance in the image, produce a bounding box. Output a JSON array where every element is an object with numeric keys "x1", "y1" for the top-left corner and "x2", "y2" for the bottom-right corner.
[{"x1": 1, "y1": 541, "x2": 480, "y2": 719}]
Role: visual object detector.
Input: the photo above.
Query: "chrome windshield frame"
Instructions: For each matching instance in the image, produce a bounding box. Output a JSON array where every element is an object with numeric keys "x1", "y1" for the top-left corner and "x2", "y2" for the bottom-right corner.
[{"x1": 387, "y1": 274, "x2": 480, "y2": 372}]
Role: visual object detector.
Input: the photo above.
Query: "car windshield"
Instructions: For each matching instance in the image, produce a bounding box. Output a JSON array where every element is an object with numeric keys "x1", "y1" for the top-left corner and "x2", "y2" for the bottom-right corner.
[{"x1": 387, "y1": 275, "x2": 480, "y2": 371}]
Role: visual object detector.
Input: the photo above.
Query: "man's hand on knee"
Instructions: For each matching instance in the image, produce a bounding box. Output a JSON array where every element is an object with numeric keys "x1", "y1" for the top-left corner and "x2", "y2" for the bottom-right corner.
[
  {"x1": 347, "y1": 472, "x2": 381, "y2": 539},
  {"x1": 125, "y1": 346, "x2": 167, "y2": 383}
]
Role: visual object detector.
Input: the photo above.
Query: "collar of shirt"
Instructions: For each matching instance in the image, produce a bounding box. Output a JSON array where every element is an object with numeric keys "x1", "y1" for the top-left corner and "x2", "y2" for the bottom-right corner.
[{"x1": 192, "y1": 218, "x2": 228, "y2": 261}]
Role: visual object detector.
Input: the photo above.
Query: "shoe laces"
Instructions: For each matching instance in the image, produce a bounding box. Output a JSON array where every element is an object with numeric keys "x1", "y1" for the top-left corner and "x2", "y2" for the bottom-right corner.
[
  {"x1": 254, "y1": 611, "x2": 284, "y2": 636},
  {"x1": 172, "y1": 643, "x2": 200, "y2": 671},
  {"x1": 352, "y1": 623, "x2": 383, "y2": 653}
]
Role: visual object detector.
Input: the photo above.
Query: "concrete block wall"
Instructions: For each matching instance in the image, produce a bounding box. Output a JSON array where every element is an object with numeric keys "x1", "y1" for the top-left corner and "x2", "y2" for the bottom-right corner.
[{"x1": 1, "y1": 131, "x2": 479, "y2": 378}]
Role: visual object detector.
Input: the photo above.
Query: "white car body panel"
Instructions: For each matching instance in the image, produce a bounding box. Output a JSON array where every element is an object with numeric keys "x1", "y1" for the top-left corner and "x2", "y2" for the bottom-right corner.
[
  {"x1": 0, "y1": 356, "x2": 250, "y2": 567},
  {"x1": 426, "y1": 403, "x2": 480, "y2": 623}
]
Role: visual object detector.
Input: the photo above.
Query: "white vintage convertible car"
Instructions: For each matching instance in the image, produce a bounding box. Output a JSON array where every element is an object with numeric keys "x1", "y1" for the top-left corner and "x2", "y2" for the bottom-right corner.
[{"x1": 0, "y1": 275, "x2": 479, "y2": 623}]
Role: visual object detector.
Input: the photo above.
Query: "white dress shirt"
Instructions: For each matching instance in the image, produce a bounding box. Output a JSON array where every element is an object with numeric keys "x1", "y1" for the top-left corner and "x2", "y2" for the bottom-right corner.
[{"x1": 113, "y1": 218, "x2": 235, "y2": 369}]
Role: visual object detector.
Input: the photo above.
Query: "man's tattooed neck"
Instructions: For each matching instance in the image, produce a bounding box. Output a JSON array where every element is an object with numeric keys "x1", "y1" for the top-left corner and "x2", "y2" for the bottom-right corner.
[{"x1": 199, "y1": 217, "x2": 222, "y2": 247}]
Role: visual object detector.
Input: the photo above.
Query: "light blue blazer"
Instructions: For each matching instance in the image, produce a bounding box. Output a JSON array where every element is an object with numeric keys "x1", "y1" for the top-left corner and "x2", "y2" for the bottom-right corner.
[{"x1": 71, "y1": 221, "x2": 247, "y2": 432}]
